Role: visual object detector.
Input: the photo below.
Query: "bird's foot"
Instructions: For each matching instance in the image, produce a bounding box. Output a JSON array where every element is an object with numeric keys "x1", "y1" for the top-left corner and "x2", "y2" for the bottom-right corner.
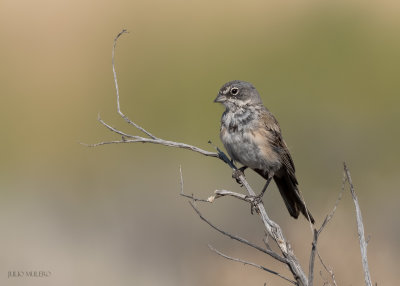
[
  {"x1": 232, "y1": 167, "x2": 247, "y2": 185},
  {"x1": 250, "y1": 195, "x2": 263, "y2": 214},
  {"x1": 248, "y1": 193, "x2": 264, "y2": 214},
  {"x1": 232, "y1": 169, "x2": 244, "y2": 183}
]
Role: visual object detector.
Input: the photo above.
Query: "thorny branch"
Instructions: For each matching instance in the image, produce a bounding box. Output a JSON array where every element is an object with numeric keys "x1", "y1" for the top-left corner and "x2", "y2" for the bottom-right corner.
[{"x1": 87, "y1": 29, "x2": 374, "y2": 286}]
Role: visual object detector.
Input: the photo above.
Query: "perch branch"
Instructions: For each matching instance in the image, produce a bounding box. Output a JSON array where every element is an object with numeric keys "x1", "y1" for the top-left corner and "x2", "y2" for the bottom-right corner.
[
  {"x1": 234, "y1": 172, "x2": 308, "y2": 285},
  {"x1": 87, "y1": 29, "x2": 312, "y2": 286},
  {"x1": 344, "y1": 162, "x2": 372, "y2": 286},
  {"x1": 88, "y1": 120, "x2": 219, "y2": 158},
  {"x1": 212, "y1": 189, "x2": 254, "y2": 203},
  {"x1": 86, "y1": 29, "x2": 377, "y2": 286},
  {"x1": 208, "y1": 245, "x2": 296, "y2": 285}
]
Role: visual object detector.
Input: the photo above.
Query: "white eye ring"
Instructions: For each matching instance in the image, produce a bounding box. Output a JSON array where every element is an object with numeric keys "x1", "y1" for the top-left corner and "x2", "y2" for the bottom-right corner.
[{"x1": 230, "y1": 87, "x2": 239, "y2": 95}]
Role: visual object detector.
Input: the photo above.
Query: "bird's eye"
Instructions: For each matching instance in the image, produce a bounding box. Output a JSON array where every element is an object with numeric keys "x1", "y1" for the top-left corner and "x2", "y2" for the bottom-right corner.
[{"x1": 230, "y1": 87, "x2": 239, "y2": 95}]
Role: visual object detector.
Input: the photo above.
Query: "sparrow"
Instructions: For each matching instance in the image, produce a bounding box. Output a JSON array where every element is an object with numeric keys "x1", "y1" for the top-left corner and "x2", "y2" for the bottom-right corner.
[{"x1": 214, "y1": 80, "x2": 314, "y2": 223}]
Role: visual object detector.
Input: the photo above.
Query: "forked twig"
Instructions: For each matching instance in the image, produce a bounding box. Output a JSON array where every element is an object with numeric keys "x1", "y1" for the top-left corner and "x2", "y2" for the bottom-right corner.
[
  {"x1": 112, "y1": 29, "x2": 156, "y2": 139},
  {"x1": 86, "y1": 30, "x2": 374, "y2": 286},
  {"x1": 179, "y1": 166, "x2": 210, "y2": 202},
  {"x1": 83, "y1": 29, "x2": 219, "y2": 159},
  {"x1": 189, "y1": 202, "x2": 287, "y2": 264},
  {"x1": 317, "y1": 252, "x2": 338, "y2": 286},
  {"x1": 208, "y1": 245, "x2": 296, "y2": 285},
  {"x1": 85, "y1": 30, "x2": 309, "y2": 285},
  {"x1": 308, "y1": 184, "x2": 343, "y2": 285}
]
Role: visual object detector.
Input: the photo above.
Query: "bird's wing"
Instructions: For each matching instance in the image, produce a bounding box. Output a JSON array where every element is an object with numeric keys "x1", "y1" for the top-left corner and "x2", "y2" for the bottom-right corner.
[
  {"x1": 260, "y1": 111, "x2": 297, "y2": 181},
  {"x1": 259, "y1": 109, "x2": 314, "y2": 223}
]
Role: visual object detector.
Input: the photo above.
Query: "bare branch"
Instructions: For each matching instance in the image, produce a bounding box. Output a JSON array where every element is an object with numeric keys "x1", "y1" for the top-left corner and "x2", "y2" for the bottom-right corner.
[
  {"x1": 85, "y1": 29, "x2": 221, "y2": 160},
  {"x1": 308, "y1": 229, "x2": 318, "y2": 286},
  {"x1": 98, "y1": 115, "x2": 141, "y2": 139},
  {"x1": 309, "y1": 186, "x2": 343, "y2": 285},
  {"x1": 85, "y1": 30, "x2": 380, "y2": 286},
  {"x1": 317, "y1": 252, "x2": 338, "y2": 286},
  {"x1": 189, "y1": 202, "x2": 287, "y2": 264},
  {"x1": 213, "y1": 189, "x2": 253, "y2": 203},
  {"x1": 238, "y1": 178, "x2": 308, "y2": 285},
  {"x1": 208, "y1": 140, "x2": 236, "y2": 168},
  {"x1": 208, "y1": 244, "x2": 296, "y2": 285},
  {"x1": 263, "y1": 233, "x2": 273, "y2": 252},
  {"x1": 179, "y1": 166, "x2": 210, "y2": 203},
  {"x1": 318, "y1": 188, "x2": 343, "y2": 237},
  {"x1": 344, "y1": 162, "x2": 372, "y2": 286},
  {"x1": 112, "y1": 29, "x2": 157, "y2": 139},
  {"x1": 86, "y1": 136, "x2": 218, "y2": 158},
  {"x1": 112, "y1": 29, "x2": 126, "y2": 117},
  {"x1": 319, "y1": 270, "x2": 330, "y2": 286},
  {"x1": 87, "y1": 30, "x2": 341, "y2": 286}
]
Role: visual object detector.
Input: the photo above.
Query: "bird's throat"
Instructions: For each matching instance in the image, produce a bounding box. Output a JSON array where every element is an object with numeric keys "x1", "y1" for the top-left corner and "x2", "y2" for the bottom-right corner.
[{"x1": 222, "y1": 107, "x2": 255, "y2": 133}]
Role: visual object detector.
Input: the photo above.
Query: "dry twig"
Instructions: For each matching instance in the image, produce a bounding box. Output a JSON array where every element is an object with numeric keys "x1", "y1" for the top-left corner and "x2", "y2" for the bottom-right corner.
[
  {"x1": 85, "y1": 29, "x2": 309, "y2": 285},
  {"x1": 86, "y1": 30, "x2": 374, "y2": 286},
  {"x1": 344, "y1": 162, "x2": 373, "y2": 286},
  {"x1": 317, "y1": 252, "x2": 338, "y2": 286},
  {"x1": 208, "y1": 244, "x2": 296, "y2": 285},
  {"x1": 178, "y1": 166, "x2": 210, "y2": 202},
  {"x1": 189, "y1": 202, "x2": 287, "y2": 264},
  {"x1": 308, "y1": 184, "x2": 343, "y2": 286}
]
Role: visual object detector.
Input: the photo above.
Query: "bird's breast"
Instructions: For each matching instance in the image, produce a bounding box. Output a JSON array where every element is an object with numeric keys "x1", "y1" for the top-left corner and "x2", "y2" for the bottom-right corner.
[{"x1": 220, "y1": 110, "x2": 281, "y2": 172}]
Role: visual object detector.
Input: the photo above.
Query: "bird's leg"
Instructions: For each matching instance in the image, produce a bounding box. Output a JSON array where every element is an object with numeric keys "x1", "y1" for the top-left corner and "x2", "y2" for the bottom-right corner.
[
  {"x1": 232, "y1": 166, "x2": 248, "y2": 185},
  {"x1": 239, "y1": 166, "x2": 248, "y2": 172},
  {"x1": 258, "y1": 176, "x2": 273, "y2": 198},
  {"x1": 250, "y1": 176, "x2": 273, "y2": 212}
]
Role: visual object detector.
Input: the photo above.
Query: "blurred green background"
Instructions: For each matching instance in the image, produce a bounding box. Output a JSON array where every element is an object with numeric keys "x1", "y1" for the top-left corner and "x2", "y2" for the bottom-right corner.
[{"x1": 0, "y1": 0, "x2": 399, "y2": 285}]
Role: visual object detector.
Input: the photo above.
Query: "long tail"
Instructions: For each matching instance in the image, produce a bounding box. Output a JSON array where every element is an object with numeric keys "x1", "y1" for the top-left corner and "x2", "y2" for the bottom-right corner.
[{"x1": 273, "y1": 172, "x2": 315, "y2": 224}]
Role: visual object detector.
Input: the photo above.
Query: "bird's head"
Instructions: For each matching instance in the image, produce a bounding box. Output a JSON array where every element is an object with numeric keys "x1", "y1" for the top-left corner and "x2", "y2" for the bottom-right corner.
[{"x1": 214, "y1": 80, "x2": 262, "y2": 110}]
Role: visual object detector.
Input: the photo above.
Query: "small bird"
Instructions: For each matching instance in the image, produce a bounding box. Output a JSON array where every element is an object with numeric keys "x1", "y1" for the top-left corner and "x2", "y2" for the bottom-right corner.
[{"x1": 214, "y1": 80, "x2": 314, "y2": 223}]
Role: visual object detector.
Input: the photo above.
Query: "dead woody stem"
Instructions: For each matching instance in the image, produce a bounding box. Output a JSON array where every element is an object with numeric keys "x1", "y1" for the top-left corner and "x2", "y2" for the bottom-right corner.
[{"x1": 85, "y1": 29, "x2": 374, "y2": 286}]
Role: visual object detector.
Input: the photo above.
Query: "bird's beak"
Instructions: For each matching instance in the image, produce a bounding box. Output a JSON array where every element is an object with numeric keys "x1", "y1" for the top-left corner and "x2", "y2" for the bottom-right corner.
[{"x1": 214, "y1": 93, "x2": 227, "y2": 103}]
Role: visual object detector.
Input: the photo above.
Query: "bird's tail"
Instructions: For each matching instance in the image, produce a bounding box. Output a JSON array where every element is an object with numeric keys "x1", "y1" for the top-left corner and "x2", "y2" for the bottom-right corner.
[{"x1": 273, "y1": 172, "x2": 315, "y2": 224}]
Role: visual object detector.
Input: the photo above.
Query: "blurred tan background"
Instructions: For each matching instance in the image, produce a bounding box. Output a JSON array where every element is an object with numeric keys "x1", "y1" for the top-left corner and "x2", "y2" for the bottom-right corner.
[{"x1": 0, "y1": 0, "x2": 399, "y2": 285}]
